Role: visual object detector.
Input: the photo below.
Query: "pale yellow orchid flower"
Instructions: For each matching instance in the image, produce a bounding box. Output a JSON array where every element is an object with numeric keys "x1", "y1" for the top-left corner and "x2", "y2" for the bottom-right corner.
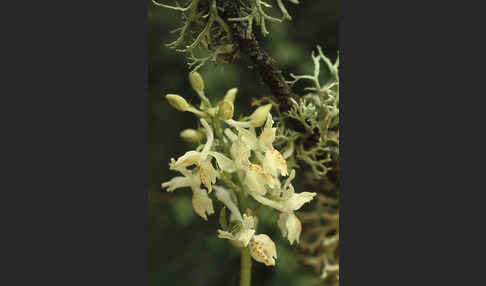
[
  {"x1": 249, "y1": 170, "x2": 316, "y2": 213},
  {"x1": 161, "y1": 159, "x2": 214, "y2": 220},
  {"x1": 172, "y1": 118, "x2": 235, "y2": 193}
]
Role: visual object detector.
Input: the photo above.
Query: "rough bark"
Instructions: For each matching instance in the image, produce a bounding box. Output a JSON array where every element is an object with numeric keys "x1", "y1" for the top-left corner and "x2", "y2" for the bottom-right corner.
[{"x1": 217, "y1": 0, "x2": 294, "y2": 112}]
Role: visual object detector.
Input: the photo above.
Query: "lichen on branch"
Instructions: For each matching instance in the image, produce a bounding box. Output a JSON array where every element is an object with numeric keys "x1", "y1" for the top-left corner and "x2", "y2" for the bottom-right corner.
[{"x1": 152, "y1": 0, "x2": 297, "y2": 109}]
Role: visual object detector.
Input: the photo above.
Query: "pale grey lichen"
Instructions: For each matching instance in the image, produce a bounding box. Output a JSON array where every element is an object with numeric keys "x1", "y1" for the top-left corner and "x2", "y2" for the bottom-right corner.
[{"x1": 152, "y1": 0, "x2": 300, "y2": 69}]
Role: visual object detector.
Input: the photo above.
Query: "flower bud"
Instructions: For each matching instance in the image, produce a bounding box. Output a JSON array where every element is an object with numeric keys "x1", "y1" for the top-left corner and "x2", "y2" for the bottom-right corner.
[
  {"x1": 224, "y1": 88, "x2": 238, "y2": 103},
  {"x1": 249, "y1": 104, "x2": 272, "y2": 127},
  {"x1": 217, "y1": 100, "x2": 234, "y2": 120},
  {"x1": 180, "y1": 129, "x2": 203, "y2": 144},
  {"x1": 166, "y1": 94, "x2": 190, "y2": 111},
  {"x1": 189, "y1": 71, "x2": 205, "y2": 93}
]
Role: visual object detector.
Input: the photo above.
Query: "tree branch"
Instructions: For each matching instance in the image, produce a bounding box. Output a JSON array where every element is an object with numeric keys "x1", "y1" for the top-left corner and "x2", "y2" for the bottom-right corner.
[{"x1": 216, "y1": 0, "x2": 294, "y2": 111}]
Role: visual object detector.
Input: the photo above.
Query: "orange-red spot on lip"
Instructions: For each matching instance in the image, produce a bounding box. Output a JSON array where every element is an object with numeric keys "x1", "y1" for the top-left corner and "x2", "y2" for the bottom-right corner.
[
  {"x1": 200, "y1": 172, "x2": 210, "y2": 191},
  {"x1": 248, "y1": 163, "x2": 272, "y2": 179},
  {"x1": 272, "y1": 150, "x2": 287, "y2": 168}
]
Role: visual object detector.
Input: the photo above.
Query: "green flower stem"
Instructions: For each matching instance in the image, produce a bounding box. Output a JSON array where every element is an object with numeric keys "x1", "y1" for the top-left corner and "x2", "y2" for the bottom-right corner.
[
  {"x1": 240, "y1": 247, "x2": 252, "y2": 286},
  {"x1": 238, "y1": 184, "x2": 247, "y2": 212},
  {"x1": 220, "y1": 172, "x2": 240, "y2": 193},
  {"x1": 239, "y1": 189, "x2": 251, "y2": 286},
  {"x1": 212, "y1": 118, "x2": 230, "y2": 154},
  {"x1": 197, "y1": 90, "x2": 212, "y2": 109},
  {"x1": 219, "y1": 156, "x2": 252, "y2": 286}
]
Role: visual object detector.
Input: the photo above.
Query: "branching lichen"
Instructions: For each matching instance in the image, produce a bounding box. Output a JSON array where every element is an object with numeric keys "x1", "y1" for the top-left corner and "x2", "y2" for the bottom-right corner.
[
  {"x1": 152, "y1": 0, "x2": 236, "y2": 70},
  {"x1": 296, "y1": 168, "x2": 339, "y2": 285},
  {"x1": 266, "y1": 45, "x2": 339, "y2": 179},
  {"x1": 228, "y1": 0, "x2": 289, "y2": 37},
  {"x1": 152, "y1": 0, "x2": 300, "y2": 70}
]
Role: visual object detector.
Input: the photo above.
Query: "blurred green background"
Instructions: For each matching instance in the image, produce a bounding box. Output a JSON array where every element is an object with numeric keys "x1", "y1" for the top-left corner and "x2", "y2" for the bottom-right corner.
[{"x1": 148, "y1": 1, "x2": 338, "y2": 285}]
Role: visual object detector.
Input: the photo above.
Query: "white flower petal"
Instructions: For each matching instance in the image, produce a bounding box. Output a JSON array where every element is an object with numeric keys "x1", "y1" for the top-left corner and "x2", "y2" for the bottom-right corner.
[
  {"x1": 235, "y1": 126, "x2": 258, "y2": 150},
  {"x1": 277, "y1": 213, "x2": 289, "y2": 237},
  {"x1": 263, "y1": 149, "x2": 288, "y2": 177},
  {"x1": 191, "y1": 187, "x2": 214, "y2": 220},
  {"x1": 209, "y1": 151, "x2": 236, "y2": 173},
  {"x1": 244, "y1": 168, "x2": 269, "y2": 196},
  {"x1": 262, "y1": 151, "x2": 277, "y2": 177},
  {"x1": 247, "y1": 131, "x2": 259, "y2": 151},
  {"x1": 244, "y1": 163, "x2": 278, "y2": 196},
  {"x1": 236, "y1": 229, "x2": 255, "y2": 247},
  {"x1": 283, "y1": 192, "x2": 317, "y2": 211},
  {"x1": 230, "y1": 139, "x2": 251, "y2": 170},
  {"x1": 200, "y1": 118, "x2": 214, "y2": 153},
  {"x1": 217, "y1": 215, "x2": 256, "y2": 247},
  {"x1": 233, "y1": 215, "x2": 255, "y2": 246},
  {"x1": 199, "y1": 159, "x2": 218, "y2": 193},
  {"x1": 161, "y1": 176, "x2": 191, "y2": 192},
  {"x1": 249, "y1": 234, "x2": 277, "y2": 266},
  {"x1": 251, "y1": 191, "x2": 316, "y2": 213},
  {"x1": 214, "y1": 186, "x2": 242, "y2": 222},
  {"x1": 225, "y1": 119, "x2": 253, "y2": 129},
  {"x1": 241, "y1": 214, "x2": 255, "y2": 229},
  {"x1": 225, "y1": 122, "x2": 258, "y2": 149},
  {"x1": 251, "y1": 194, "x2": 286, "y2": 212},
  {"x1": 224, "y1": 128, "x2": 238, "y2": 142},
  {"x1": 278, "y1": 213, "x2": 302, "y2": 245},
  {"x1": 217, "y1": 230, "x2": 236, "y2": 240},
  {"x1": 173, "y1": 150, "x2": 202, "y2": 168},
  {"x1": 258, "y1": 114, "x2": 276, "y2": 151}
]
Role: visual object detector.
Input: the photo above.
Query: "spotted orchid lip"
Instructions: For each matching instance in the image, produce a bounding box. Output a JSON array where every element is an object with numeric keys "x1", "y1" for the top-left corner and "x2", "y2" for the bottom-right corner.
[{"x1": 249, "y1": 235, "x2": 277, "y2": 266}]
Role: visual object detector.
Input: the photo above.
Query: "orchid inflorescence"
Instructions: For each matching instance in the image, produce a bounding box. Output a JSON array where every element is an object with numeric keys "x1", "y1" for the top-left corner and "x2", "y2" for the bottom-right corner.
[{"x1": 162, "y1": 71, "x2": 317, "y2": 266}]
